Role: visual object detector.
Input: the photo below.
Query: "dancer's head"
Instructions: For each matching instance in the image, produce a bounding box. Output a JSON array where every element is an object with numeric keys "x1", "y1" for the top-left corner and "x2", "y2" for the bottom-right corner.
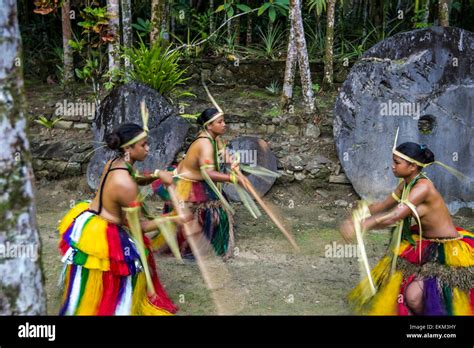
[
  {"x1": 392, "y1": 142, "x2": 435, "y2": 178},
  {"x1": 197, "y1": 108, "x2": 226, "y2": 136},
  {"x1": 106, "y1": 123, "x2": 149, "y2": 161}
]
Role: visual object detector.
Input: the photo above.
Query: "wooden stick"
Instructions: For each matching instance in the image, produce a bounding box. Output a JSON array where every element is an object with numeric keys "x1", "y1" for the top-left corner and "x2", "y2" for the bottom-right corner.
[
  {"x1": 234, "y1": 167, "x2": 300, "y2": 251},
  {"x1": 167, "y1": 185, "x2": 231, "y2": 315}
]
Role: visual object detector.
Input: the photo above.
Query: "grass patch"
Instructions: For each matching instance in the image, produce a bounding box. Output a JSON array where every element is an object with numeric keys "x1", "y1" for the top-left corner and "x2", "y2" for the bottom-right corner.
[
  {"x1": 240, "y1": 89, "x2": 277, "y2": 101},
  {"x1": 263, "y1": 105, "x2": 281, "y2": 118}
]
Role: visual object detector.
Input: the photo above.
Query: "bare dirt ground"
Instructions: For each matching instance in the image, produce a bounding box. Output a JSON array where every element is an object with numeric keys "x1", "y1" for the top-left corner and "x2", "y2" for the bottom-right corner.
[{"x1": 35, "y1": 176, "x2": 474, "y2": 315}]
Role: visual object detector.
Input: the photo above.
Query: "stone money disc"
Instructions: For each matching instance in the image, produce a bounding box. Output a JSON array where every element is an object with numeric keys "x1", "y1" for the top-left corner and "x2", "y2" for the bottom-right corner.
[
  {"x1": 223, "y1": 136, "x2": 278, "y2": 201},
  {"x1": 87, "y1": 82, "x2": 189, "y2": 190},
  {"x1": 333, "y1": 27, "x2": 473, "y2": 213}
]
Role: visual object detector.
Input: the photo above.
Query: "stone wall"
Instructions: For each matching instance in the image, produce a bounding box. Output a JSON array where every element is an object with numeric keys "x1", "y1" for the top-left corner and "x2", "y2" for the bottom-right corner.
[
  {"x1": 30, "y1": 130, "x2": 93, "y2": 180},
  {"x1": 184, "y1": 58, "x2": 349, "y2": 87},
  {"x1": 30, "y1": 104, "x2": 350, "y2": 188},
  {"x1": 29, "y1": 59, "x2": 352, "y2": 187}
]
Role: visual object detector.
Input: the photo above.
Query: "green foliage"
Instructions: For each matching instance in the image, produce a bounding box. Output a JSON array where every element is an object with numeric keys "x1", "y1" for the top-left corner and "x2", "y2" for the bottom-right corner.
[
  {"x1": 121, "y1": 37, "x2": 193, "y2": 101},
  {"x1": 335, "y1": 19, "x2": 403, "y2": 61},
  {"x1": 263, "y1": 105, "x2": 281, "y2": 118},
  {"x1": 215, "y1": 0, "x2": 253, "y2": 19},
  {"x1": 216, "y1": 1, "x2": 252, "y2": 18},
  {"x1": 74, "y1": 58, "x2": 99, "y2": 81},
  {"x1": 132, "y1": 18, "x2": 152, "y2": 37},
  {"x1": 311, "y1": 83, "x2": 321, "y2": 94},
  {"x1": 305, "y1": 24, "x2": 326, "y2": 60},
  {"x1": 170, "y1": 29, "x2": 205, "y2": 58},
  {"x1": 265, "y1": 80, "x2": 280, "y2": 95},
  {"x1": 77, "y1": 6, "x2": 113, "y2": 45},
  {"x1": 67, "y1": 4, "x2": 111, "y2": 102},
  {"x1": 34, "y1": 116, "x2": 63, "y2": 130},
  {"x1": 307, "y1": 0, "x2": 327, "y2": 16},
  {"x1": 257, "y1": 0, "x2": 289, "y2": 22},
  {"x1": 241, "y1": 23, "x2": 286, "y2": 60}
]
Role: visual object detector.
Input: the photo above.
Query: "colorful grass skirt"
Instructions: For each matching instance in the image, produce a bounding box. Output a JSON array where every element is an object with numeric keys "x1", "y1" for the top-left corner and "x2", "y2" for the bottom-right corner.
[
  {"x1": 349, "y1": 226, "x2": 474, "y2": 315},
  {"x1": 57, "y1": 201, "x2": 177, "y2": 315},
  {"x1": 152, "y1": 176, "x2": 235, "y2": 260}
]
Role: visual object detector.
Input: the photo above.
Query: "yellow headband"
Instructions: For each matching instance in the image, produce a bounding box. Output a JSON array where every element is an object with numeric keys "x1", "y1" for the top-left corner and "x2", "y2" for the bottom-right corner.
[
  {"x1": 120, "y1": 100, "x2": 150, "y2": 148},
  {"x1": 391, "y1": 127, "x2": 466, "y2": 180},
  {"x1": 201, "y1": 76, "x2": 224, "y2": 128},
  {"x1": 120, "y1": 131, "x2": 148, "y2": 148},
  {"x1": 203, "y1": 111, "x2": 224, "y2": 126},
  {"x1": 391, "y1": 127, "x2": 430, "y2": 167}
]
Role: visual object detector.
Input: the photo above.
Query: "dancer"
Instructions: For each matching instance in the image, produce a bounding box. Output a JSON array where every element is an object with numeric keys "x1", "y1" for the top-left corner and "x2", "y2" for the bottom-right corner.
[
  {"x1": 342, "y1": 133, "x2": 473, "y2": 315},
  {"x1": 153, "y1": 107, "x2": 239, "y2": 260},
  {"x1": 57, "y1": 121, "x2": 178, "y2": 315}
]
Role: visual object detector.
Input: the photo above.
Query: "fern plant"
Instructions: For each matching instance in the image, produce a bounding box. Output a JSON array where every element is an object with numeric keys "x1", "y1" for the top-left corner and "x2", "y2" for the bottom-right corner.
[
  {"x1": 265, "y1": 80, "x2": 280, "y2": 95},
  {"x1": 34, "y1": 115, "x2": 63, "y2": 135},
  {"x1": 242, "y1": 24, "x2": 286, "y2": 60},
  {"x1": 121, "y1": 37, "x2": 194, "y2": 101},
  {"x1": 132, "y1": 18, "x2": 152, "y2": 37}
]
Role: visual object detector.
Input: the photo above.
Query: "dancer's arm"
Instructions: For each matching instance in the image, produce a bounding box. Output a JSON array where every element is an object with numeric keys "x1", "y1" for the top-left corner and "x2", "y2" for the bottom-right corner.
[
  {"x1": 341, "y1": 183, "x2": 429, "y2": 241},
  {"x1": 200, "y1": 139, "x2": 241, "y2": 184},
  {"x1": 117, "y1": 180, "x2": 167, "y2": 233},
  {"x1": 367, "y1": 182, "x2": 403, "y2": 215},
  {"x1": 135, "y1": 170, "x2": 174, "y2": 186},
  {"x1": 363, "y1": 183, "x2": 429, "y2": 230}
]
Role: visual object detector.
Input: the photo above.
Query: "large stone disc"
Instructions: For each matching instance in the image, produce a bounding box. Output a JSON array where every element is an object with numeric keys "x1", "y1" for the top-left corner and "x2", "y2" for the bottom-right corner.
[
  {"x1": 334, "y1": 26, "x2": 473, "y2": 213},
  {"x1": 223, "y1": 136, "x2": 278, "y2": 201},
  {"x1": 87, "y1": 82, "x2": 189, "y2": 190}
]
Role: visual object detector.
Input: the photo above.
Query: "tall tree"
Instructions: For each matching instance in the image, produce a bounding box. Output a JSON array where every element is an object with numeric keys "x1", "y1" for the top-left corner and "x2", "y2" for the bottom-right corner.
[
  {"x1": 61, "y1": 0, "x2": 74, "y2": 85},
  {"x1": 362, "y1": 0, "x2": 369, "y2": 36},
  {"x1": 423, "y1": 0, "x2": 431, "y2": 24},
  {"x1": 210, "y1": 0, "x2": 215, "y2": 34},
  {"x1": 246, "y1": 0, "x2": 253, "y2": 45},
  {"x1": 121, "y1": 0, "x2": 132, "y2": 71},
  {"x1": 281, "y1": 0, "x2": 316, "y2": 114},
  {"x1": 235, "y1": 8, "x2": 241, "y2": 46},
  {"x1": 107, "y1": 0, "x2": 120, "y2": 72},
  {"x1": 281, "y1": 22, "x2": 297, "y2": 110},
  {"x1": 323, "y1": 0, "x2": 336, "y2": 90},
  {"x1": 294, "y1": 0, "x2": 315, "y2": 114},
  {"x1": 151, "y1": 0, "x2": 169, "y2": 44},
  {"x1": 0, "y1": 0, "x2": 46, "y2": 315},
  {"x1": 439, "y1": 0, "x2": 450, "y2": 26}
]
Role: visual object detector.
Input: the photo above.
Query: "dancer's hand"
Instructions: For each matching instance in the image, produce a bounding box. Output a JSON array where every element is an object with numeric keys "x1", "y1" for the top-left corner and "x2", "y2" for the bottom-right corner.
[
  {"x1": 340, "y1": 218, "x2": 355, "y2": 242},
  {"x1": 159, "y1": 170, "x2": 174, "y2": 186}
]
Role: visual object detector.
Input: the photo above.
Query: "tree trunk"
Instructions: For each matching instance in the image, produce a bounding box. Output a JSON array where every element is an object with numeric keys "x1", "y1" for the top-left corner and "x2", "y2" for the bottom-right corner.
[
  {"x1": 0, "y1": 0, "x2": 46, "y2": 315},
  {"x1": 227, "y1": 13, "x2": 232, "y2": 48},
  {"x1": 235, "y1": 9, "x2": 241, "y2": 46},
  {"x1": 362, "y1": 0, "x2": 368, "y2": 36},
  {"x1": 291, "y1": 0, "x2": 315, "y2": 114},
  {"x1": 246, "y1": 0, "x2": 253, "y2": 45},
  {"x1": 423, "y1": 0, "x2": 430, "y2": 24},
  {"x1": 438, "y1": 0, "x2": 449, "y2": 26},
  {"x1": 371, "y1": 0, "x2": 382, "y2": 28},
  {"x1": 151, "y1": 0, "x2": 169, "y2": 44},
  {"x1": 246, "y1": 11, "x2": 253, "y2": 45},
  {"x1": 323, "y1": 0, "x2": 336, "y2": 90},
  {"x1": 121, "y1": 0, "x2": 132, "y2": 49},
  {"x1": 281, "y1": 23, "x2": 297, "y2": 110},
  {"x1": 61, "y1": 0, "x2": 74, "y2": 85},
  {"x1": 209, "y1": 0, "x2": 215, "y2": 34},
  {"x1": 120, "y1": 0, "x2": 132, "y2": 71},
  {"x1": 107, "y1": 0, "x2": 120, "y2": 73}
]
